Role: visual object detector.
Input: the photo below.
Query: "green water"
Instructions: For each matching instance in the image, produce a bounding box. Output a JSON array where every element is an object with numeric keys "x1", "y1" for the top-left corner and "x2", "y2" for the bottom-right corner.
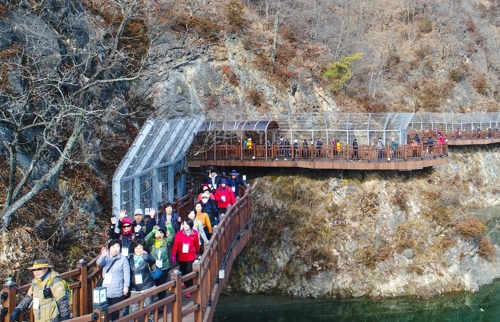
[
  {"x1": 214, "y1": 211, "x2": 500, "y2": 321},
  {"x1": 214, "y1": 279, "x2": 500, "y2": 321}
]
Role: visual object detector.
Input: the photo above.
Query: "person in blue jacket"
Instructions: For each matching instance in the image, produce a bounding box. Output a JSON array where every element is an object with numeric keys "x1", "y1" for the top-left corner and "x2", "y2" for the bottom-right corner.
[{"x1": 226, "y1": 170, "x2": 245, "y2": 198}]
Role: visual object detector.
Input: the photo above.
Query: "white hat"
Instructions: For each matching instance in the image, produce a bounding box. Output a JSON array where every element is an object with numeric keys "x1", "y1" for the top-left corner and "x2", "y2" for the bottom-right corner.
[{"x1": 134, "y1": 209, "x2": 144, "y2": 215}]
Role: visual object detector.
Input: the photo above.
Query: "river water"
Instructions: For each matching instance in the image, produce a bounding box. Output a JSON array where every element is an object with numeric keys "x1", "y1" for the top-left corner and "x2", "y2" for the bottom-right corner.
[
  {"x1": 214, "y1": 279, "x2": 500, "y2": 321},
  {"x1": 214, "y1": 207, "x2": 500, "y2": 322}
]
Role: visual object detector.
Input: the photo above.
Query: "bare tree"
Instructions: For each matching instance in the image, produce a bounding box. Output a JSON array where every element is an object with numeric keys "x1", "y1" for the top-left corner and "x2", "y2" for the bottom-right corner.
[{"x1": 0, "y1": 3, "x2": 150, "y2": 231}]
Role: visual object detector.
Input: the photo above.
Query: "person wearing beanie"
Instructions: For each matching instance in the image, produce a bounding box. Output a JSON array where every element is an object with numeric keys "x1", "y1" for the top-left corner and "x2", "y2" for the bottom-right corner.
[
  {"x1": 145, "y1": 220, "x2": 175, "y2": 305},
  {"x1": 171, "y1": 218, "x2": 200, "y2": 298},
  {"x1": 214, "y1": 178, "x2": 236, "y2": 216},
  {"x1": 197, "y1": 184, "x2": 215, "y2": 202}
]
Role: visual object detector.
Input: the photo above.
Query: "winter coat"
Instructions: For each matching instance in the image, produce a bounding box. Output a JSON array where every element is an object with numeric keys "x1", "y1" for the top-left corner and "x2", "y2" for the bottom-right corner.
[
  {"x1": 214, "y1": 186, "x2": 236, "y2": 209},
  {"x1": 172, "y1": 230, "x2": 200, "y2": 262},
  {"x1": 15, "y1": 269, "x2": 70, "y2": 322},
  {"x1": 96, "y1": 253, "x2": 130, "y2": 298},
  {"x1": 128, "y1": 253, "x2": 156, "y2": 292},
  {"x1": 226, "y1": 176, "x2": 245, "y2": 198},
  {"x1": 108, "y1": 223, "x2": 135, "y2": 256},
  {"x1": 145, "y1": 226, "x2": 175, "y2": 271},
  {"x1": 200, "y1": 198, "x2": 219, "y2": 221},
  {"x1": 195, "y1": 211, "x2": 212, "y2": 233}
]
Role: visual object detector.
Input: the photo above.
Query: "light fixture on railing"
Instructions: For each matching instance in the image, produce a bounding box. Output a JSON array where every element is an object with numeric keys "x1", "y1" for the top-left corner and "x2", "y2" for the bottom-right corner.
[
  {"x1": 219, "y1": 269, "x2": 225, "y2": 279},
  {"x1": 93, "y1": 287, "x2": 108, "y2": 310}
]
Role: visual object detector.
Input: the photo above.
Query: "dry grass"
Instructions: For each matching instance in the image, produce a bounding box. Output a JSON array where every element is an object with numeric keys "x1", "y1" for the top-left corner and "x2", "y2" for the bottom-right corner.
[
  {"x1": 478, "y1": 237, "x2": 496, "y2": 259},
  {"x1": 454, "y1": 217, "x2": 487, "y2": 240}
]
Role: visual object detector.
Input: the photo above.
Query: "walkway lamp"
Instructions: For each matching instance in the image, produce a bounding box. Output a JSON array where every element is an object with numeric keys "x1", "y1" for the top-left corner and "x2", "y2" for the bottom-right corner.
[{"x1": 93, "y1": 287, "x2": 108, "y2": 310}]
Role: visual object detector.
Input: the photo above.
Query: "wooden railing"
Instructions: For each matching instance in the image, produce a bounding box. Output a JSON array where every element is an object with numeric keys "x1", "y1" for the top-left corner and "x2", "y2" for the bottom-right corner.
[
  {"x1": 1, "y1": 181, "x2": 251, "y2": 322},
  {"x1": 190, "y1": 143, "x2": 449, "y2": 162},
  {"x1": 407, "y1": 129, "x2": 500, "y2": 141}
]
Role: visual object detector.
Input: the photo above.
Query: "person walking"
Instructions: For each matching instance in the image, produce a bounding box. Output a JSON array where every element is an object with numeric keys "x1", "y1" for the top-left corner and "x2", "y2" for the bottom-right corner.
[
  {"x1": 9, "y1": 259, "x2": 70, "y2": 322},
  {"x1": 171, "y1": 218, "x2": 200, "y2": 298},
  {"x1": 214, "y1": 179, "x2": 235, "y2": 216},
  {"x1": 376, "y1": 137, "x2": 384, "y2": 159},
  {"x1": 226, "y1": 170, "x2": 245, "y2": 197}
]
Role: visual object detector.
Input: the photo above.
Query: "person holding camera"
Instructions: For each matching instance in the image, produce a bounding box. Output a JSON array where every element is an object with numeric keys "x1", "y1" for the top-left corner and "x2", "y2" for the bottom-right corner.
[{"x1": 9, "y1": 259, "x2": 70, "y2": 322}]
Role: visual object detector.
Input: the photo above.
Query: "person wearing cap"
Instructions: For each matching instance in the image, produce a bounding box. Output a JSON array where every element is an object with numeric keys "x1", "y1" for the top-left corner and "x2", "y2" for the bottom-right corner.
[
  {"x1": 226, "y1": 170, "x2": 245, "y2": 198},
  {"x1": 145, "y1": 220, "x2": 175, "y2": 304},
  {"x1": 199, "y1": 191, "x2": 219, "y2": 227},
  {"x1": 109, "y1": 209, "x2": 135, "y2": 257},
  {"x1": 132, "y1": 209, "x2": 147, "y2": 240},
  {"x1": 97, "y1": 239, "x2": 131, "y2": 320},
  {"x1": 214, "y1": 178, "x2": 236, "y2": 216},
  {"x1": 9, "y1": 259, "x2": 70, "y2": 322}
]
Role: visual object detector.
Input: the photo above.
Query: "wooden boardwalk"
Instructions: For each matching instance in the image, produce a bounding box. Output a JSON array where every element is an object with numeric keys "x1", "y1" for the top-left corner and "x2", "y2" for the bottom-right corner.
[
  {"x1": 189, "y1": 143, "x2": 449, "y2": 171},
  {"x1": 3, "y1": 188, "x2": 252, "y2": 322}
]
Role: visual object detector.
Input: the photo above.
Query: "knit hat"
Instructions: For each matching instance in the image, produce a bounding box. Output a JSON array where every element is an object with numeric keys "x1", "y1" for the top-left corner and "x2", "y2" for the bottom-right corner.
[{"x1": 122, "y1": 218, "x2": 133, "y2": 225}]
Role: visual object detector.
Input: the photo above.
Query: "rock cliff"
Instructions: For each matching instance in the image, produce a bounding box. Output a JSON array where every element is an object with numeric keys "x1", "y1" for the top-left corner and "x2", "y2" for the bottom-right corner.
[{"x1": 228, "y1": 146, "x2": 500, "y2": 298}]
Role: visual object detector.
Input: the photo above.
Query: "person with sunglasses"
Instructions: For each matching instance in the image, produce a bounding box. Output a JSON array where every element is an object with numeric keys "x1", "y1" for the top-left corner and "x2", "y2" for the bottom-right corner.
[
  {"x1": 9, "y1": 259, "x2": 70, "y2": 322},
  {"x1": 109, "y1": 210, "x2": 135, "y2": 257}
]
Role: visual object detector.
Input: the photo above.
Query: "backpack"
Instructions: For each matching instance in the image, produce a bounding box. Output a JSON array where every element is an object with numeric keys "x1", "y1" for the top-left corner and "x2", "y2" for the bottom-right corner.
[{"x1": 46, "y1": 276, "x2": 72, "y2": 305}]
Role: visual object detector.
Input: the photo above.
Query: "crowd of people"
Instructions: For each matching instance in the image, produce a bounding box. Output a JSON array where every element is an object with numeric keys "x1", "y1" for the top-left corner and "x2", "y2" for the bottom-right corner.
[{"x1": 11, "y1": 168, "x2": 244, "y2": 322}]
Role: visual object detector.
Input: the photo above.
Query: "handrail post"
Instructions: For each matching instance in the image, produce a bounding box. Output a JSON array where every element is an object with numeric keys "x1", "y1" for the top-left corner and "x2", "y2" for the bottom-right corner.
[
  {"x1": 192, "y1": 261, "x2": 202, "y2": 322},
  {"x1": 171, "y1": 270, "x2": 183, "y2": 322},
  {"x1": 93, "y1": 308, "x2": 108, "y2": 322},
  {"x1": 2, "y1": 277, "x2": 18, "y2": 322},
  {"x1": 76, "y1": 259, "x2": 89, "y2": 316}
]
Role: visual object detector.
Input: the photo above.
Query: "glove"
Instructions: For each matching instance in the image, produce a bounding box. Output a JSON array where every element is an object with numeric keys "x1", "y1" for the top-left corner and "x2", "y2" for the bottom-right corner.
[
  {"x1": 171, "y1": 255, "x2": 176, "y2": 264},
  {"x1": 10, "y1": 308, "x2": 21, "y2": 322}
]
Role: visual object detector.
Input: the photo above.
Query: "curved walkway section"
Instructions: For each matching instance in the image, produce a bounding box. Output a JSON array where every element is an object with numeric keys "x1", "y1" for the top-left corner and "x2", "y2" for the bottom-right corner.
[
  {"x1": 2, "y1": 188, "x2": 252, "y2": 322},
  {"x1": 188, "y1": 144, "x2": 449, "y2": 171}
]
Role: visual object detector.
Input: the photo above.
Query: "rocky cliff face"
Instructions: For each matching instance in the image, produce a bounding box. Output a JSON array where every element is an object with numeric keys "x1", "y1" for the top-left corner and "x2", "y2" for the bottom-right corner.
[{"x1": 228, "y1": 146, "x2": 500, "y2": 298}]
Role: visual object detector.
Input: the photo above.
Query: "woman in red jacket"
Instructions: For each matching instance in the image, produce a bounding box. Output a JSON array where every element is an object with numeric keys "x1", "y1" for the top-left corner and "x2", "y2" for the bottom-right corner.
[
  {"x1": 171, "y1": 218, "x2": 200, "y2": 298},
  {"x1": 214, "y1": 178, "x2": 236, "y2": 215}
]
